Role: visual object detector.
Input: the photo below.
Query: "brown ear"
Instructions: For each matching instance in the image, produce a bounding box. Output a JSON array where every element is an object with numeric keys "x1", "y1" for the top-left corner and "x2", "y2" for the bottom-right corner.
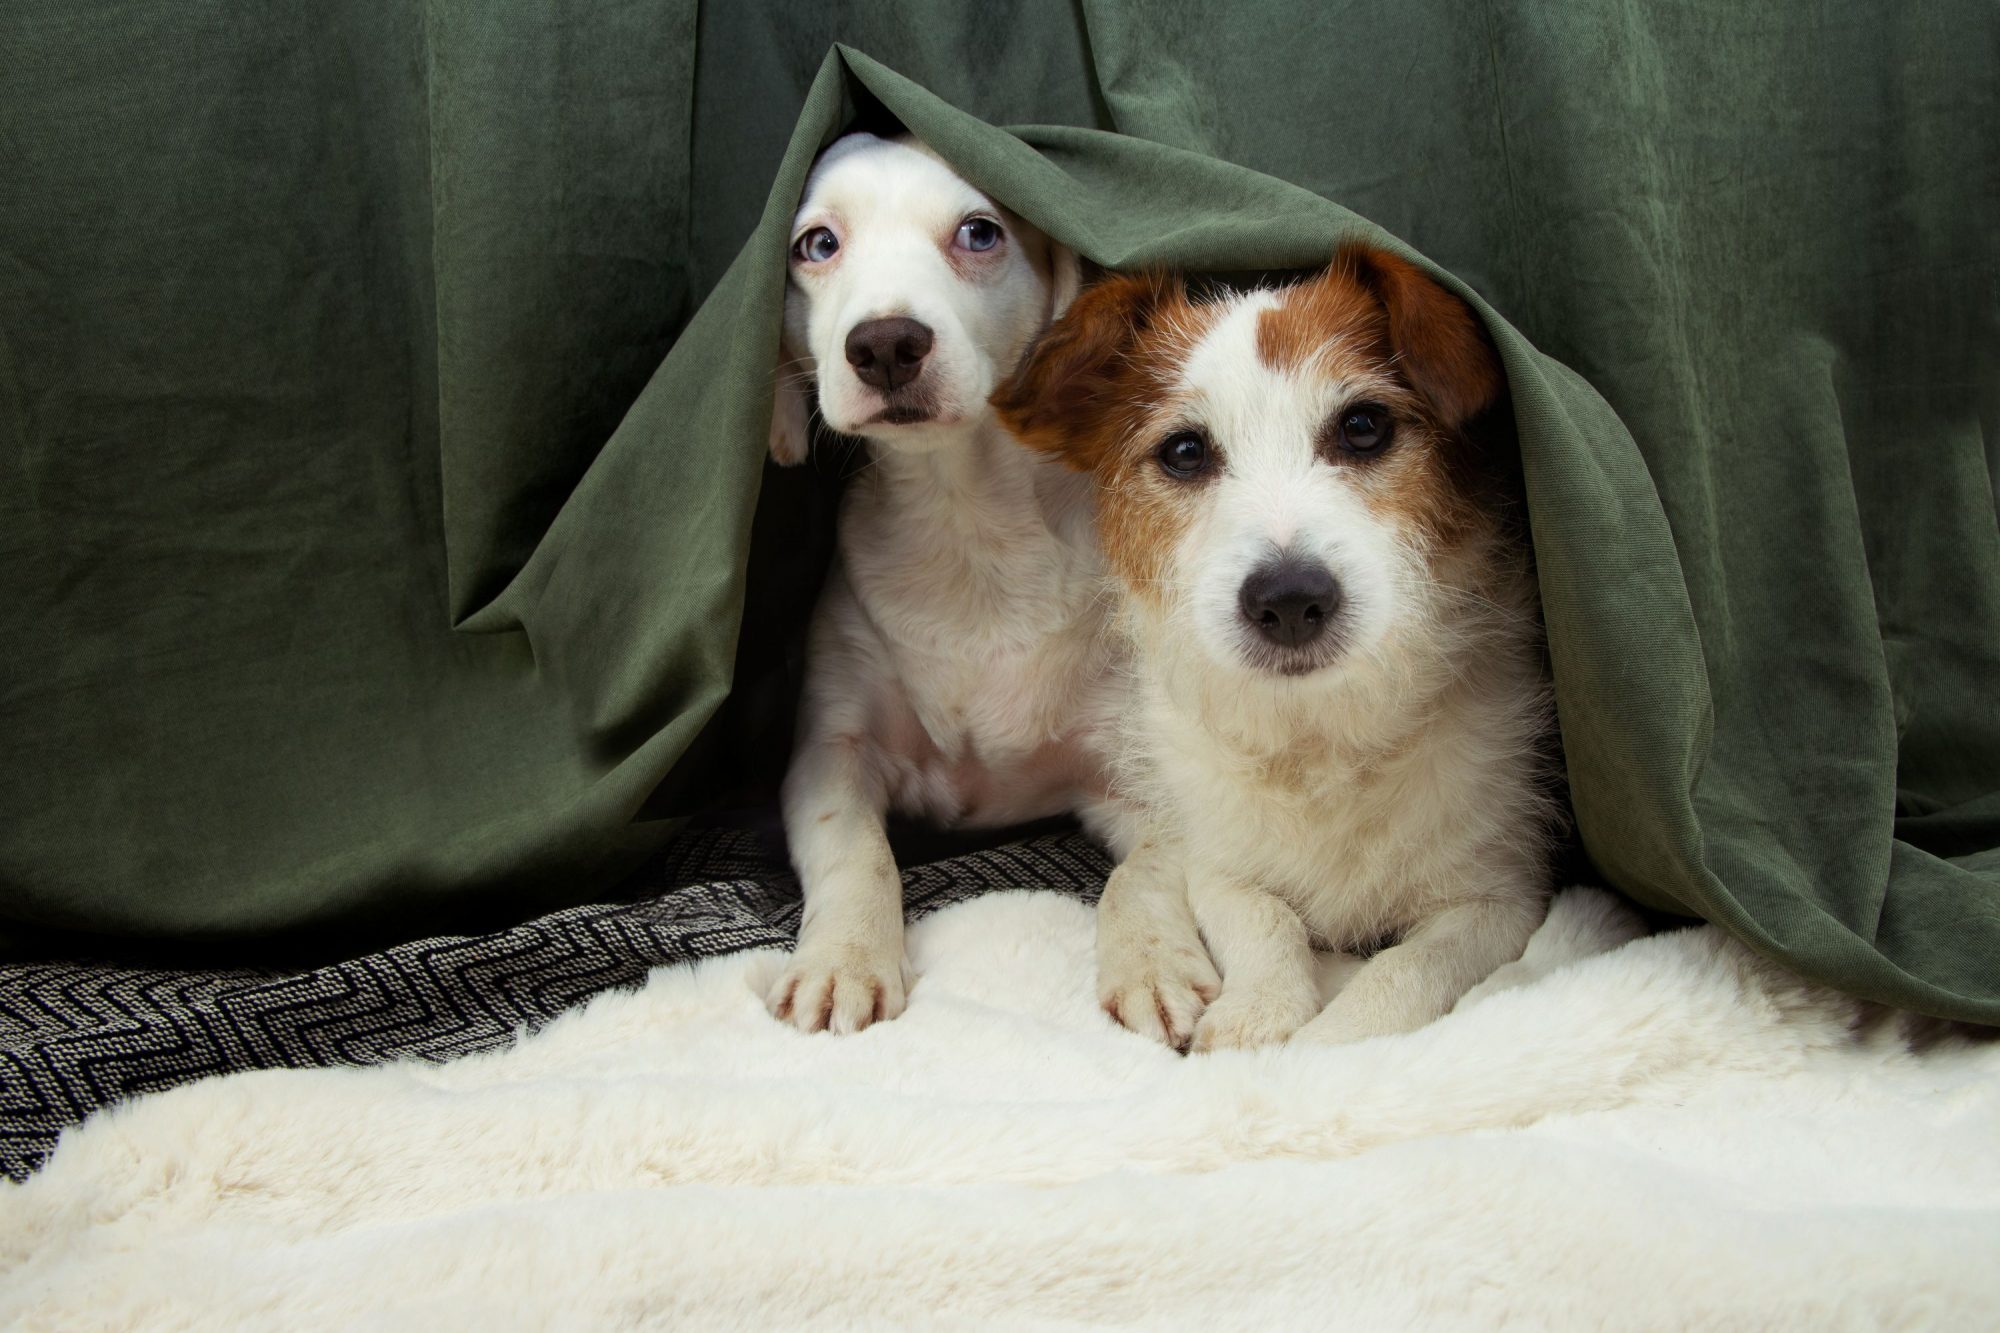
[
  {"x1": 1339, "y1": 243, "x2": 1502, "y2": 429},
  {"x1": 991, "y1": 271, "x2": 1175, "y2": 471}
]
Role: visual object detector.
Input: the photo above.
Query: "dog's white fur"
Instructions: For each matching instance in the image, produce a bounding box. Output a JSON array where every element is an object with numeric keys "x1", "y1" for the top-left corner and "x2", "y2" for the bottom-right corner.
[
  {"x1": 763, "y1": 134, "x2": 1189, "y2": 1032},
  {"x1": 998, "y1": 254, "x2": 1553, "y2": 1051}
]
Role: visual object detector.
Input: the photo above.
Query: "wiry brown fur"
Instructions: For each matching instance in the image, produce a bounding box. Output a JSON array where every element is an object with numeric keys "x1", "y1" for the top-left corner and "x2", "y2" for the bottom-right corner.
[{"x1": 993, "y1": 272, "x2": 1213, "y2": 594}]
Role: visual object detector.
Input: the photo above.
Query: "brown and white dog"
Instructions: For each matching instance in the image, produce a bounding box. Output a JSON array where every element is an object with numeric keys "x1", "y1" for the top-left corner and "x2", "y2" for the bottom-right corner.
[
  {"x1": 993, "y1": 245, "x2": 1554, "y2": 1051},
  {"x1": 763, "y1": 134, "x2": 1202, "y2": 1034}
]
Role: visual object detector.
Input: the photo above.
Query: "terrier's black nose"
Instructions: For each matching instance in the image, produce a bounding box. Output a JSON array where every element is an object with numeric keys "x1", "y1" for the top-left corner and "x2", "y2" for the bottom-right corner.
[
  {"x1": 845, "y1": 317, "x2": 935, "y2": 392},
  {"x1": 1238, "y1": 558, "x2": 1342, "y2": 649}
]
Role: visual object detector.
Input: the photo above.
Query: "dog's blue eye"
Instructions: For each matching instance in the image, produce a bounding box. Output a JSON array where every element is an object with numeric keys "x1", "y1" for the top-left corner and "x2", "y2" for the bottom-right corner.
[
  {"x1": 956, "y1": 217, "x2": 1003, "y2": 252},
  {"x1": 1337, "y1": 405, "x2": 1394, "y2": 455},
  {"x1": 1157, "y1": 431, "x2": 1210, "y2": 478},
  {"x1": 793, "y1": 228, "x2": 839, "y2": 264}
]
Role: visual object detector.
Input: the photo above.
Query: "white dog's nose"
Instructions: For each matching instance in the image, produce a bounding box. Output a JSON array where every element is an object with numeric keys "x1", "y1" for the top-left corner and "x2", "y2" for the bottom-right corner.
[
  {"x1": 1238, "y1": 557, "x2": 1342, "y2": 649},
  {"x1": 845, "y1": 317, "x2": 934, "y2": 392}
]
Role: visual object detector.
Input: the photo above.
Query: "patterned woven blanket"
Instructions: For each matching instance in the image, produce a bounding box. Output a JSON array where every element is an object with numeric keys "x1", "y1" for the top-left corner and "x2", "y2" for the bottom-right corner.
[{"x1": 0, "y1": 829, "x2": 1110, "y2": 1179}]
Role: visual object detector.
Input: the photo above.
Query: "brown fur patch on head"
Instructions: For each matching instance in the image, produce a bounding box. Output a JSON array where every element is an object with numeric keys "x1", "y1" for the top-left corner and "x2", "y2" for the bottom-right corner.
[
  {"x1": 1254, "y1": 269, "x2": 1387, "y2": 377},
  {"x1": 1336, "y1": 243, "x2": 1503, "y2": 430},
  {"x1": 991, "y1": 273, "x2": 1223, "y2": 595},
  {"x1": 1256, "y1": 246, "x2": 1509, "y2": 553}
]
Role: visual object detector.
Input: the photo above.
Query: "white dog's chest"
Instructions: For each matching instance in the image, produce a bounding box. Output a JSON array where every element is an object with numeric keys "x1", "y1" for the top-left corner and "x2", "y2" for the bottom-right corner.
[
  {"x1": 874, "y1": 612, "x2": 1114, "y2": 827},
  {"x1": 1186, "y1": 772, "x2": 1420, "y2": 946},
  {"x1": 1145, "y1": 712, "x2": 1486, "y2": 949},
  {"x1": 830, "y1": 478, "x2": 1118, "y2": 828}
]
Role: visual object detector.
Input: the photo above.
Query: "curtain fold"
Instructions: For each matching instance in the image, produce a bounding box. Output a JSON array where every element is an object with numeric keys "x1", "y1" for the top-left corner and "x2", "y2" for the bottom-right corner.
[{"x1": 3, "y1": 8, "x2": 1995, "y2": 1022}]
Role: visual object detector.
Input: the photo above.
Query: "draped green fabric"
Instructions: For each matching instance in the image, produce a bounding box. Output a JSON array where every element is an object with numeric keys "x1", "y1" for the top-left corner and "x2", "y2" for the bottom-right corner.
[{"x1": 4, "y1": 9, "x2": 1996, "y2": 1020}]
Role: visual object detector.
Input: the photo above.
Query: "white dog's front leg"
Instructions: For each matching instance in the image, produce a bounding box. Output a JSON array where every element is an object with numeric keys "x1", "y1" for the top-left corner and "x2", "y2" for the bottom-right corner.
[
  {"x1": 1186, "y1": 871, "x2": 1321, "y2": 1052},
  {"x1": 1089, "y1": 829, "x2": 1219, "y2": 1050},
  {"x1": 1294, "y1": 894, "x2": 1544, "y2": 1046},
  {"x1": 767, "y1": 736, "x2": 908, "y2": 1033}
]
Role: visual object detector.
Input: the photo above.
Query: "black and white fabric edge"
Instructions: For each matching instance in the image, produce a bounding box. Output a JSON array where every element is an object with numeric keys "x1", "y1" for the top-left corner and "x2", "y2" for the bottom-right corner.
[{"x1": 0, "y1": 829, "x2": 1112, "y2": 1181}]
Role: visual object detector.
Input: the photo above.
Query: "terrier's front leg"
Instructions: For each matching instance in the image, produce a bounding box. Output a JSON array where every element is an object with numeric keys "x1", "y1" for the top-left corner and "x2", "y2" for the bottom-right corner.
[
  {"x1": 1294, "y1": 895, "x2": 1543, "y2": 1046},
  {"x1": 1186, "y1": 870, "x2": 1321, "y2": 1052},
  {"x1": 767, "y1": 737, "x2": 908, "y2": 1033},
  {"x1": 1093, "y1": 834, "x2": 1219, "y2": 1049}
]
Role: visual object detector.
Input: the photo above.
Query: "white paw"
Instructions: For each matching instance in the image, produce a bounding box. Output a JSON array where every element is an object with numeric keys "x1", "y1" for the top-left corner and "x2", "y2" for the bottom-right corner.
[
  {"x1": 1291, "y1": 995, "x2": 1430, "y2": 1047},
  {"x1": 766, "y1": 942, "x2": 908, "y2": 1034},
  {"x1": 1190, "y1": 983, "x2": 1321, "y2": 1053},
  {"x1": 1099, "y1": 942, "x2": 1221, "y2": 1050}
]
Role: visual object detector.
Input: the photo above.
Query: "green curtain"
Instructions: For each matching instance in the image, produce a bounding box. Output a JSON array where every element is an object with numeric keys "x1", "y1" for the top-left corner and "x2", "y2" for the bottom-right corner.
[{"x1": 4, "y1": 6, "x2": 1996, "y2": 1022}]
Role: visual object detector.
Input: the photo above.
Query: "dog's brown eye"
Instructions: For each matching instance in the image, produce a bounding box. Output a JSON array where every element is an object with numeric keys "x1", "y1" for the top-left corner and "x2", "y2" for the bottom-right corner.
[
  {"x1": 792, "y1": 227, "x2": 839, "y2": 264},
  {"x1": 1157, "y1": 431, "x2": 1210, "y2": 479},
  {"x1": 1337, "y1": 405, "x2": 1394, "y2": 456},
  {"x1": 955, "y1": 217, "x2": 1003, "y2": 252}
]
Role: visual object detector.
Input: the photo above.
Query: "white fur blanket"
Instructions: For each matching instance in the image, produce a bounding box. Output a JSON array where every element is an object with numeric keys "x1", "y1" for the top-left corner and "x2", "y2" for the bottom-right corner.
[{"x1": 7, "y1": 888, "x2": 1999, "y2": 1330}]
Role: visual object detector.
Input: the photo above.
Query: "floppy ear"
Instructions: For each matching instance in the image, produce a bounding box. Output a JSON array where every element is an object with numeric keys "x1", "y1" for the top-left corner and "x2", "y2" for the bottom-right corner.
[
  {"x1": 992, "y1": 271, "x2": 1175, "y2": 471},
  {"x1": 1338, "y1": 243, "x2": 1502, "y2": 429},
  {"x1": 1046, "y1": 242, "x2": 1083, "y2": 323},
  {"x1": 767, "y1": 335, "x2": 812, "y2": 466}
]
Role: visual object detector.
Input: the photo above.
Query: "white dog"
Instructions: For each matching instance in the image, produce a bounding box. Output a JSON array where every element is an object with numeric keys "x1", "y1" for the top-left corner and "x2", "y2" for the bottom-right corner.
[
  {"x1": 994, "y1": 245, "x2": 1556, "y2": 1051},
  {"x1": 763, "y1": 133, "x2": 1214, "y2": 1034}
]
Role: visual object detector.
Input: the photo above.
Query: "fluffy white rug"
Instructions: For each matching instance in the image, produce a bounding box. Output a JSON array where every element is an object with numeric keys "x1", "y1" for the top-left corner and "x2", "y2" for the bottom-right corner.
[{"x1": 6, "y1": 887, "x2": 1999, "y2": 1330}]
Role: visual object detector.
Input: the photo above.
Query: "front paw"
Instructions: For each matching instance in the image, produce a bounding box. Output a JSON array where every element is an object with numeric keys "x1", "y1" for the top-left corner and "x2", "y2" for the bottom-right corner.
[
  {"x1": 1190, "y1": 983, "x2": 1321, "y2": 1053},
  {"x1": 766, "y1": 942, "x2": 907, "y2": 1034},
  {"x1": 1291, "y1": 993, "x2": 1433, "y2": 1047},
  {"x1": 1099, "y1": 944, "x2": 1220, "y2": 1050}
]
